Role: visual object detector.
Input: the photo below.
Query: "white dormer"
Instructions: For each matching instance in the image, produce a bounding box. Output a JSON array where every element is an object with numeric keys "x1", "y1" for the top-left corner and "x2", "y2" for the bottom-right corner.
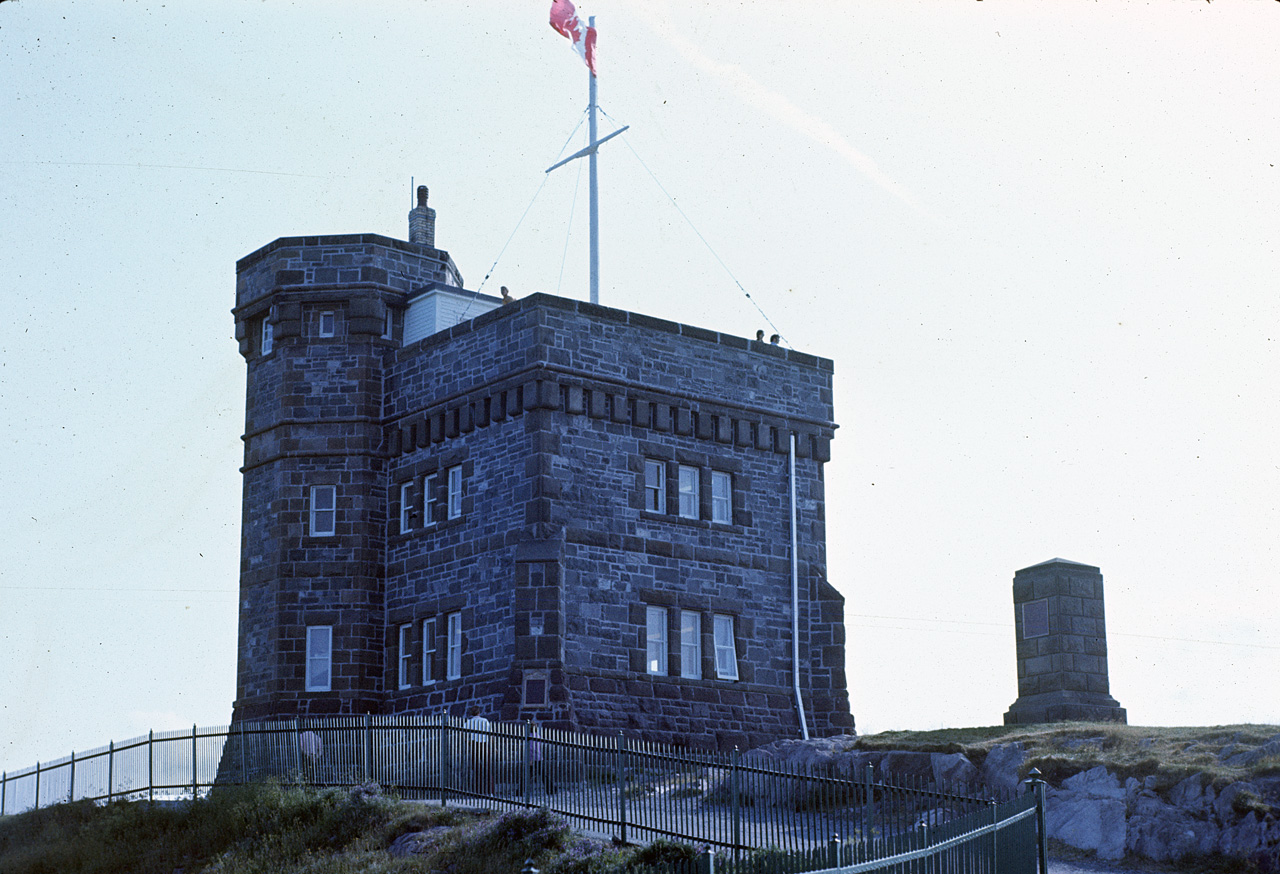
[{"x1": 402, "y1": 284, "x2": 503, "y2": 345}]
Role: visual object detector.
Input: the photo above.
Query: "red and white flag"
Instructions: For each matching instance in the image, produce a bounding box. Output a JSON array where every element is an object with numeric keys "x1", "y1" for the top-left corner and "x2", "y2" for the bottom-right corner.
[{"x1": 549, "y1": 0, "x2": 597, "y2": 76}]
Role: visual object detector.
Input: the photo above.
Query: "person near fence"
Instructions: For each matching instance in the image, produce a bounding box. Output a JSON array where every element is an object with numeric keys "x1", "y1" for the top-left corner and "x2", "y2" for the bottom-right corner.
[
  {"x1": 464, "y1": 705, "x2": 493, "y2": 795},
  {"x1": 529, "y1": 723, "x2": 555, "y2": 795}
]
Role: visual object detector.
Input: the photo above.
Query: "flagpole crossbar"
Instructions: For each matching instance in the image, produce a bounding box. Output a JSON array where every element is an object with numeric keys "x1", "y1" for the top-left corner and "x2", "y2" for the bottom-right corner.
[{"x1": 545, "y1": 126, "x2": 629, "y2": 174}]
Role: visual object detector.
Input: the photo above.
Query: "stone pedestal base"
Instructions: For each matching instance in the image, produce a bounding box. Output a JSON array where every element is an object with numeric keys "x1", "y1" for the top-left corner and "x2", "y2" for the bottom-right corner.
[{"x1": 1004, "y1": 691, "x2": 1127, "y2": 725}]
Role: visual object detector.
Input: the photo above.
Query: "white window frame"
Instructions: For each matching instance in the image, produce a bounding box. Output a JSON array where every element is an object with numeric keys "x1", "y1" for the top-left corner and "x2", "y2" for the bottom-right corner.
[
  {"x1": 644, "y1": 460, "x2": 666, "y2": 514},
  {"x1": 399, "y1": 481, "x2": 414, "y2": 533},
  {"x1": 261, "y1": 317, "x2": 273, "y2": 355},
  {"x1": 310, "y1": 485, "x2": 336, "y2": 537},
  {"x1": 305, "y1": 625, "x2": 332, "y2": 692},
  {"x1": 446, "y1": 611, "x2": 463, "y2": 680},
  {"x1": 646, "y1": 606, "x2": 668, "y2": 675},
  {"x1": 711, "y1": 471, "x2": 732, "y2": 524},
  {"x1": 447, "y1": 465, "x2": 463, "y2": 520},
  {"x1": 397, "y1": 623, "x2": 412, "y2": 690},
  {"x1": 678, "y1": 465, "x2": 700, "y2": 519},
  {"x1": 713, "y1": 614, "x2": 739, "y2": 681},
  {"x1": 422, "y1": 616, "x2": 437, "y2": 685},
  {"x1": 423, "y1": 473, "x2": 437, "y2": 526},
  {"x1": 318, "y1": 310, "x2": 336, "y2": 337},
  {"x1": 680, "y1": 610, "x2": 701, "y2": 679}
]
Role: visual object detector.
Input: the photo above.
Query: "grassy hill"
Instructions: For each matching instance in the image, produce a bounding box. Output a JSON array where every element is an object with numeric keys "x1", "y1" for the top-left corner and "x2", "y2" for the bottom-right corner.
[
  {"x1": 2, "y1": 724, "x2": 1276, "y2": 874},
  {"x1": 0, "y1": 782, "x2": 694, "y2": 874}
]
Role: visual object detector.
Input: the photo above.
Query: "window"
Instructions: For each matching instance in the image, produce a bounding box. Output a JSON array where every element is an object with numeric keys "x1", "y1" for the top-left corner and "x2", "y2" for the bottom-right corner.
[
  {"x1": 423, "y1": 473, "x2": 437, "y2": 527},
  {"x1": 446, "y1": 611, "x2": 463, "y2": 680},
  {"x1": 398, "y1": 624, "x2": 412, "y2": 689},
  {"x1": 680, "y1": 610, "x2": 701, "y2": 679},
  {"x1": 261, "y1": 317, "x2": 273, "y2": 355},
  {"x1": 646, "y1": 606, "x2": 668, "y2": 675},
  {"x1": 678, "y1": 465, "x2": 700, "y2": 519},
  {"x1": 713, "y1": 614, "x2": 739, "y2": 681},
  {"x1": 399, "y1": 481, "x2": 414, "y2": 533},
  {"x1": 310, "y1": 485, "x2": 336, "y2": 537},
  {"x1": 318, "y1": 310, "x2": 335, "y2": 337},
  {"x1": 447, "y1": 465, "x2": 463, "y2": 520},
  {"x1": 382, "y1": 308, "x2": 394, "y2": 340},
  {"x1": 305, "y1": 626, "x2": 332, "y2": 692},
  {"x1": 644, "y1": 460, "x2": 666, "y2": 514},
  {"x1": 422, "y1": 617, "x2": 437, "y2": 685},
  {"x1": 711, "y1": 471, "x2": 732, "y2": 524}
]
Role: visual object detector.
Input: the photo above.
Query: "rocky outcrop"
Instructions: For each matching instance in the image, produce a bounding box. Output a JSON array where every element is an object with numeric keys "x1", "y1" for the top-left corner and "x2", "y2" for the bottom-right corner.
[{"x1": 733, "y1": 734, "x2": 1280, "y2": 870}]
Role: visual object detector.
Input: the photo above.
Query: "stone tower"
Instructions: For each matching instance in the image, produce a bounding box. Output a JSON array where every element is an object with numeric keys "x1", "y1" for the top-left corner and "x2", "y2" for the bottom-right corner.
[
  {"x1": 1004, "y1": 558, "x2": 1126, "y2": 724},
  {"x1": 231, "y1": 189, "x2": 854, "y2": 748}
]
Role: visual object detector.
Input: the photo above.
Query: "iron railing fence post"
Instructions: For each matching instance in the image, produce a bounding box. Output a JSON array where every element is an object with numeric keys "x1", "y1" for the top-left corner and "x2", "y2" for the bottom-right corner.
[
  {"x1": 1028, "y1": 768, "x2": 1048, "y2": 874},
  {"x1": 192, "y1": 724, "x2": 199, "y2": 798},
  {"x1": 1, "y1": 770, "x2": 6, "y2": 815},
  {"x1": 990, "y1": 799, "x2": 999, "y2": 874},
  {"x1": 440, "y1": 718, "x2": 449, "y2": 806},
  {"x1": 522, "y1": 721, "x2": 531, "y2": 806},
  {"x1": 864, "y1": 762, "x2": 875, "y2": 843},
  {"x1": 106, "y1": 743, "x2": 113, "y2": 804},
  {"x1": 616, "y1": 732, "x2": 628, "y2": 845},
  {"x1": 363, "y1": 713, "x2": 372, "y2": 784},
  {"x1": 148, "y1": 731, "x2": 155, "y2": 802},
  {"x1": 731, "y1": 747, "x2": 740, "y2": 870},
  {"x1": 34, "y1": 762, "x2": 41, "y2": 811},
  {"x1": 290, "y1": 718, "x2": 300, "y2": 784},
  {"x1": 68, "y1": 750, "x2": 75, "y2": 803},
  {"x1": 238, "y1": 722, "x2": 246, "y2": 785}
]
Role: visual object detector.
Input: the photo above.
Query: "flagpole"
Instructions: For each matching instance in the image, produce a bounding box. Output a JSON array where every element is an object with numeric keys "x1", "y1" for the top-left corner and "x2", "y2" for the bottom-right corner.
[{"x1": 587, "y1": 14, "x2": 599, "y2": 306}]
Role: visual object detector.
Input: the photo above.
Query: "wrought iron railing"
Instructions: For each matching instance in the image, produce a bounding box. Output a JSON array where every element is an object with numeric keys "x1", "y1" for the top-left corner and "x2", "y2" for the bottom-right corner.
[{"x1": 0, "y1": 717, "x2": 1046, "y2": 874}]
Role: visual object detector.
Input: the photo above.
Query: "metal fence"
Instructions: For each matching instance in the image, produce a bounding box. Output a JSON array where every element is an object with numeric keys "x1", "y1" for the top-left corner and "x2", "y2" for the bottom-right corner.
[{"x1": 0, "y1": 717, "x2": 1046, "y2": 874}]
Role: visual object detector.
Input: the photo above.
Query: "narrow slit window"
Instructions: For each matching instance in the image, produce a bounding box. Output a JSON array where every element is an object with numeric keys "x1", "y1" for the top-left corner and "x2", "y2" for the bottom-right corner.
[
  {"x1": 713, "y1": 614, "x2": 739, "y2": 681},
  {"x1": 446, "y1": 611, "x2": 463, "y2": 680},
  {"x1": 310, "y1": 485, "x2": 336, "y2": 537},
  {"x1": 646, "y1": 606, "x2": 668, "y2": 675},
  {"x1": 711, "y1": 471, "x2": 732, "y2": 524},
  {"x1": 678, "y1": 465, "x2": 700, "y2": 519},
  {"x1": 447, "y1": 465, "x2": 463, "y2": 520},
  {"x1": 397, "y1": 623, "x2": 412, "y2": 690},
  {"x1": 644, "y1": 460, "x2": 666, "y2": 514},
  {"x1": 680, "y1": 610, "x2": 701, "y2": 679},
  {"x1": 305, "y1": 626, "x2": 332, "y2": 692},
  {"x1": 319, "y1": 310, "x2": 335, "y2": 337},
  {"x1": 423, "y1": 473, "x2": 437, "y2": 527},
  {"x1": 399, "y1": 481, "x2": 414, "y2": 533},
  {"x1": 422, "y1": 617, "x2": 437, "y2": 685}
]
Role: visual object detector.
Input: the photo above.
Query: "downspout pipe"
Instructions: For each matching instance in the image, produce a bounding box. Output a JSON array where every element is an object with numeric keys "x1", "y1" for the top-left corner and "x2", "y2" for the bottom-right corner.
[{"x1": 790, "y1": 432, "x2": 811, "y2": 740}]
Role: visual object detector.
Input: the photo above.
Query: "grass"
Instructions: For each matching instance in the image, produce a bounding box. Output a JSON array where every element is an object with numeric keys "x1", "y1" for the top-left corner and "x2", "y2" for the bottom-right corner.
[
  {"x1": 852, "y1": 723, "x2": 1280, "y2": 794},
  {"x1": 0, "y1": 783, "x2": 702, "y2": 874}
]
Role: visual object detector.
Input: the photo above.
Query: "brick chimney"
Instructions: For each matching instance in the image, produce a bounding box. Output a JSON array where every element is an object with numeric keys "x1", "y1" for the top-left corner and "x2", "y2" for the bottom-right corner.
[{"x1": 408, "y1": 185, "x2": 435, "y2": 247}]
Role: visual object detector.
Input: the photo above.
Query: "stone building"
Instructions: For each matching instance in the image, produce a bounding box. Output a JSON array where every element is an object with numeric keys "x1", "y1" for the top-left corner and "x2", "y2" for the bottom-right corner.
[{"x1": 230, "y1": 188, "x2": 854, "y2": 749}]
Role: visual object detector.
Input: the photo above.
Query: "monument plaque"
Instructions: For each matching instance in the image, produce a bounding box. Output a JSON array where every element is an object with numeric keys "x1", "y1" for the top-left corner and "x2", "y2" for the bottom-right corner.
[{"x1": 1022, "y1": 599, "x2": 1049, "y2": 638}]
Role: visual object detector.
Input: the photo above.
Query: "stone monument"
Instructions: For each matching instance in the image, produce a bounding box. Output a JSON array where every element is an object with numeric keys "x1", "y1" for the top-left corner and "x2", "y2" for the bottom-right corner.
[{"x1": 1004, "y1": 558, "x2": 1127, "y2": 724}]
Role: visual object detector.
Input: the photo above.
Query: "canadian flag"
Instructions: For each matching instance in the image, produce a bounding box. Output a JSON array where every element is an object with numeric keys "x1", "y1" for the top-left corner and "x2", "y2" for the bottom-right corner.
[{"x1": 549, "y1": 0, "x2": 597, "y2": 76}]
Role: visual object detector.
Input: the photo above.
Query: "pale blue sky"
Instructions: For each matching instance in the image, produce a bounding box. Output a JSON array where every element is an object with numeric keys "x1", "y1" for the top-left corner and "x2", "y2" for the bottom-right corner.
[{"x1": 2, "y1": 0, "x2": 1277, "y2": 771}]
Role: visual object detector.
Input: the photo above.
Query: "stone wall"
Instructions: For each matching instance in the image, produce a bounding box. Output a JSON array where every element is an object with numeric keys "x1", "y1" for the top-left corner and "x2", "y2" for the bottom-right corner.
[{"x1": 233, "y1": 232, "x2": 854, "y2": 745}]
